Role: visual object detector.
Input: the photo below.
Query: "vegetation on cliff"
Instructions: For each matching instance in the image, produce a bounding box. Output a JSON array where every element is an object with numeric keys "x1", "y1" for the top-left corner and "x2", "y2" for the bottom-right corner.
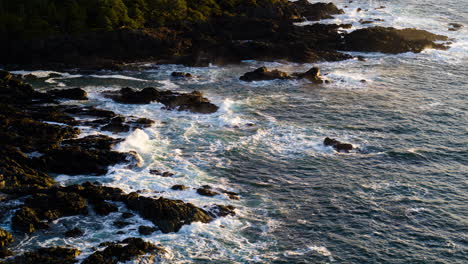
[{"x1": 0, "y1": 0, "x2": 287, "y2": 38}]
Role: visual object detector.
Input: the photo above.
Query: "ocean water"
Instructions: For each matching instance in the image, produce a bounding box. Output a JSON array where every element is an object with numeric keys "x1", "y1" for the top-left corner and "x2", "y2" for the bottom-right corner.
[{"x1": 4, "y1": 0, "x2": 468, "y2": 263}]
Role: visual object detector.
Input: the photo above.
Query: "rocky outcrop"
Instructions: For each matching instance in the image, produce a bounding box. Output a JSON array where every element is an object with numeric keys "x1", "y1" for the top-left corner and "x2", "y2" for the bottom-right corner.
[
  {"x1": 64, "y1": 228, "x2": 84, "y2": 238},
  {"x1": 324, "y1": 137, "x2": 354, "y2": 153},
  {"x1": 82, "y1": 238, "x2": 166, "y2": 264},
  {"x1": 104, "y1": 87, "x2": 219, "y2": 114},
  {"x1": 342, "y1": 27, "x2": 449, "y2": 53},
  {"x1": 240, "y1": 66, "x2": 325, "y2": 83},
  {"x1": 292, "y1": 0, "x2": 344, "y2": 21},
  {"x1": 47, "y1": 88, "x2": 88, "y2": 100},
  {"x1": 171, "y1": 72, "x2": 193, "y2": 78},
  {"x1": 123, "y1": 193, "x2": 213, "y2": 233},
  {"x1": 1, "y1": 247, "x2": 80, "y2": 264}
]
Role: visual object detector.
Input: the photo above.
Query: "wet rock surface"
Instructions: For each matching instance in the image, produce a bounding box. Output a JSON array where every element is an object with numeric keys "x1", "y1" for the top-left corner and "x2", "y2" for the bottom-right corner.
[
  {"x1": 82, "y1": 238, "x2": 166, "y2": 264},
  {"x1": 104, "y1": 87, "x2": 219, "y2": 114},
  {"x1": 1, "y1": 247, "x2": 80, "y2": 264},
  {"x1": 240, "y1": 66, "x2": 325, "y2": 84},
  {"x1": 324, "y1": 137, "x2": 355, "y2": 153},
  {"x1": 342, "y1": 27, "x2": 449, "y2": 53}
]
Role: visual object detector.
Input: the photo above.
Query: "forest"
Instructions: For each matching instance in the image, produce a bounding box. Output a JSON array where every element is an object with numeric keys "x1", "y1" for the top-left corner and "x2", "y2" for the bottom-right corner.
[{"x1": 0, "y1": 0, "x2": 284, "y2": 38}]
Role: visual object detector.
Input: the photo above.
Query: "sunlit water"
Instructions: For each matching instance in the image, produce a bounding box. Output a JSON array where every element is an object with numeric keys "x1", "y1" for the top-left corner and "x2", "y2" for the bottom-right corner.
[{"x1": 3, "y1": 0, "x2": 468, "y2": 263}]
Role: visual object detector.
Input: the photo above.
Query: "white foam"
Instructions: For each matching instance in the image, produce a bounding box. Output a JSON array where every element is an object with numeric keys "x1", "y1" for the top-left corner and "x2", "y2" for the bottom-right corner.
[{"x1": 89, "y1": 74, "x2": 147, "y2": 81}]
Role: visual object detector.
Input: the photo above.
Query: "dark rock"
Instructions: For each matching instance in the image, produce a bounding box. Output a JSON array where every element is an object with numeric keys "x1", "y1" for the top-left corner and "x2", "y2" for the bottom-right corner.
[
  {"x1": 171, "y1": 185, "x2": 188, "y2": 191},
  {"x1": 171, "y1": 72, "x2": 193, "y2": 78},
  {"x1": 64, "y1": 228, "x2": 84, "y2": 238},
  {"x1": 197, "y1": 187, "x2": 219, "y2": 197},
  {"x1": 62, "y1": 135, "x2": 123, "y2": 151},
  {"x1": 292, "y1": 0, "x2": 344, "y2": 21},
  {"x1": 101, "y1": 116, "x2": 131, "y2": 133},
  {"x1": 293, "y1": 67, "x2": 324, "y2": 84},
  {"x1": 343, "y1": 26, "x2": 449, "y2": 53},
  {"x1": 324, "y1": 137, "x2": 354, "y2": 153},
  {"x1": 121, "y1": 212, "x2": 135, "y2": 219},
  {"x1": 123, "y1": 193, "x2": 212, "y2": 233},
  {"x1": 240, "y1": 67, "x2": 292, "y2": 82},
  {"x1": 35, "y1": 146, "x2": 128, "y2": 175},
  {"x1": 93, "y1": 201, "x2": 118, "y2": 216},
  {"x1": 12, "y1": 190, "x2": 88, "y2": 233},
  {"x1": 63, "y1": 106, "x2": 116, "y2": 118},
  {"x1": 82, "y1": 238, "x2": 166, "y2": 264},
  {"x1": 138, "y1": 225, "x2": 158, "y2": 236},
  {"x1": 48, "y1": 88, "x2": 88, "y2": 100},
  {"x1": 357, "y1": 56, "x2": 367, "y2": 62},
  {"x1": 220, "y1": 190, "x2": 240, "y2": 200},
  {"x1": 448, "y1": 23, "x2": 463, "y2": 31},
  {"x1": 1, "y1": 247, "x2": 80, "y2": 264},
  {"x1": 48, "y1": 73, "x2": 62, "y2": 78},
  {"x1": 104, "y1": 88, "x2": 219, "y2": 114},
  {"x1": 208, "y1": 205, "x2": 236, "y2": 218},
  {"x1": 113, "y1": 221, "x2": 131, "y2": 229}
]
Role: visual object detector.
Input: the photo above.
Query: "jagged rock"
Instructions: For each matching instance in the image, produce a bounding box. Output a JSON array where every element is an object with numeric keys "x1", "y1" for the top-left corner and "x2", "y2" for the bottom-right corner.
[
  {"x1": 62, "y1": 135, "x2": 123, "y2": 150},
  {"x1": 104, "y1": 87, "x2": 219, "y2": 114},
  {"x1": 343, "y1": 26, "x2": 449, "y2": 53},
  {"x1": 101, "y1": 116, "x2": 130, "y2": 133},
  {"x1": 12, "y1": 190, "x2": 88, "y2": 233},
  {"x1": 208, "y1": 205, "x2": 236, "y2": 218},
  {"x1": 150, "y1": 170, "x2": 174, "y2": 177},
  {"x1": 171, "y1": 72, "x2": 193, "y2": 78},
  {"x1": 64, "y1": 228, "x2": 84, "y2": 238},
  {"x1": 293, "y1": 67, "x2": 324, "y2": 84},
  {"x1": 1, "y1": 247, "x2": 80, "y2": 264},
  {"x1": 240, "y1": 67, "x2": 292, "y2": 82},
  {"x1": 123, "y1": 193, "x2": 212, "y2": 233},
  {"x1": 324, "y1": 137, "x2": 354, "y2": 153},
  {"x1": 48, "y1": 88, "x2": 87, "y2": 100},
  {"x1": 138, "y1": 226, "x2": 158, "y2": 235},
  {"x1": 82, "y1": 238, "x2": 165, "y2": 264},
  {"x1": 241, "y1": 66, "x2": 325, "y2": 83}
]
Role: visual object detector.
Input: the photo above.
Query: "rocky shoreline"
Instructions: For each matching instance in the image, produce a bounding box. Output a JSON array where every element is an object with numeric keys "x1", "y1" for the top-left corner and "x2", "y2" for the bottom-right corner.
[
  {"x1": 0, "y1": 71, "x2": 236, "y2": 263},
  {"x1": 1, "y1": 1, "x2": 450, "y2": 71},
  {"x1": 0, "y1": 1, "x2": 453, "y2": 263}
]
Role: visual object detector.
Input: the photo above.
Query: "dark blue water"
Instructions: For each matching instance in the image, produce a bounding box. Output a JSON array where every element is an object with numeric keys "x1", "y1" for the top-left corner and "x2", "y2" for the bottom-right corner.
[{"x1": 4, "y1": 0, "x2": 467, "y2": 263}]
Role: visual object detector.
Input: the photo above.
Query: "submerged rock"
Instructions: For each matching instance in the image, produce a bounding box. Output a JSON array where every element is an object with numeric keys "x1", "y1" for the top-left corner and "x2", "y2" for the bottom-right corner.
[
  {"x1": 104, "y1": 87, "x2": 219, "y2": 114},
  {"x1": 343, "y1": 26, "x2": 449, "y2": 53},
  {"x1": 448, "y1": 23, "x2": 463, "y2": 31},
  {"x1": 82, "y1": 238, "x2": 166, "y2": 264},
  {"x1": 197, "y1": 186, "x2": 220, "y2": 197},
  {"x1": 324, "y1": 137, "x2": 354, "y2": 153}
]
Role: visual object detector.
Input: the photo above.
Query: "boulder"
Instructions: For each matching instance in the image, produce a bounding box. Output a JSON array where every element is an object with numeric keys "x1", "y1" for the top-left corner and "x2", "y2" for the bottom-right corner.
[
  {"x1": 208, "y1": 205, "x2": 236, "y2": 218},
  {"x1": 82, "y1": 238, "x2": 166, "y2": 264},
  {"x1": 343, "y1": 26, "x2": 449, "y2": 53},
  {"x1": 323, "y1": 137, "x2": 354, "y2": 153},
  {"x1": 93, "y1": 201, "x2": 118, "y2": 216},
  {"x1": 171, "y1": 185, "x2": 188, "y2": 191},
  {"x1": 197, "y1": 186, "x2": 220, "y2": 197},
  {"x1": 48, "y1": 88, "x2": 88, "y2": 100}
]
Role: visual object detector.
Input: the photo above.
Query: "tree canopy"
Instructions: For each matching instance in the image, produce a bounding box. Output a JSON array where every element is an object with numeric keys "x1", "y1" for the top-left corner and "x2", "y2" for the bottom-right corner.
[{"x1": 0, "y1": 0, "x2": 286, "y2": 38}]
